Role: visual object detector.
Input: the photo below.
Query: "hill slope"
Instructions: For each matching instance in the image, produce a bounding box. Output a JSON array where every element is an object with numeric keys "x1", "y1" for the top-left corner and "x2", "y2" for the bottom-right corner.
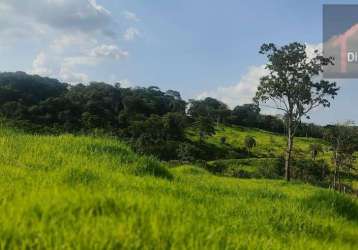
[
  {"x1": 190, "y1": 125, "x2": 327, "y2": 158},
  {"x1": 0, "y1": 127, "x2": 357, "y2": 249}
]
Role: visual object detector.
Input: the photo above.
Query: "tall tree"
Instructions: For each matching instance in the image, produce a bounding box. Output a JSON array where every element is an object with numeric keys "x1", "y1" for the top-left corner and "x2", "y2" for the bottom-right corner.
[{"x1": 254, "y1": 42, "x2": 339, "y2": 181}]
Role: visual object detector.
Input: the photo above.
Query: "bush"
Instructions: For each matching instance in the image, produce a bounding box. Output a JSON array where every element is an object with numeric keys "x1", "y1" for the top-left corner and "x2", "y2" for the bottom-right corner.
[
  {"x1": 244, "y1": 135, "x2": 256, "y2": 152},
  {"x1": 177, "y1": 142, "x2": 202, "y2": 162},
  {"x1": 292, "y1": 159, "x2": 329, "y2": 185},
  {"x1": 256, "y1": 158, "x2": 283, "y2": 179}
]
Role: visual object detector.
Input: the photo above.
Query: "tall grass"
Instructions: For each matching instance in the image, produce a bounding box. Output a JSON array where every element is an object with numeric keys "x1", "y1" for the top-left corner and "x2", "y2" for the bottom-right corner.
[{"x1": 0, "y1": 127, "x2": 357, "y2": 249}]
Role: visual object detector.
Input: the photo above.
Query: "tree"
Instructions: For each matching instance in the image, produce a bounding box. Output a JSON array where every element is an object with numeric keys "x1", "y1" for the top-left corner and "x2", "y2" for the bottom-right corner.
[
  {"x1": 231, "y1": 103, "x2": 260, "y2": 126},
  {"x1": 309, "y1": 143, "x2": 323, "y2": 161},
  {"x1": 188, "y1": 98, "x2": 230, "y2": 126},
  {"x1": 244, "y1": 135, "x2": 256, "y2": 153},
  {"x1": 194, "y1": 116, "x2": 215, "y2": 142},
  {"x1": 254, "y1": 42, "x2": 339, "y2": 181},
  {"x1": 162, "y1": 112, "x2": 187, "y2": 140},
  {"x1": 324, "y1": 123, "x2": 357, "y2": 191}
]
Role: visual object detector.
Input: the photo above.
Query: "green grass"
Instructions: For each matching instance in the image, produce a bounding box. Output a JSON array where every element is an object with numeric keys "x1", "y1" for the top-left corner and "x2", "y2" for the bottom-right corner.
[
  {"x1": 201, "y1": 125, "x2": 328, "y2": 158},
  {"x1": 0, "y1": 127, "x2": 357, "y2": 249},
  {"x1": 190, "y1": 125, "x2": 357, "y2": 187}
]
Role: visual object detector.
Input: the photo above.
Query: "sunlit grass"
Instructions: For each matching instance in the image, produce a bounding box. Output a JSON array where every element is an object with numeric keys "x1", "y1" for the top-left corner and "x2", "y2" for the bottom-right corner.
[{"x1": 0, "y1": 126, "x2": 357, "y2": 249}]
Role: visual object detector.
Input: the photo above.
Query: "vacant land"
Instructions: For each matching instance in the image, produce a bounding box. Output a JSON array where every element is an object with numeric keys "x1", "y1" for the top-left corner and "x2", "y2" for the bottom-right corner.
[{"x1": 0, "y1": 127, "x2": 357, "y2": 249}]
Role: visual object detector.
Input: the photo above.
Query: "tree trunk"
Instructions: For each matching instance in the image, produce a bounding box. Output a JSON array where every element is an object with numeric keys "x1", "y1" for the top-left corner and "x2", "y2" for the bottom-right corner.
[
  {"x1": 333, "y1": 150, "x2": 338, "y2": 190},
  {"x1": 285, "y1": 122, "x2": 293, "y2": 181}
]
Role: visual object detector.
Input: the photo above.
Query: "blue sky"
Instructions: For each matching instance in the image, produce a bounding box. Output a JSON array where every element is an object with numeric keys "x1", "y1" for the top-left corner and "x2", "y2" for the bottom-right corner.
[{"x1": 0, "y1": 0, "x2": 357, "y2": 124}]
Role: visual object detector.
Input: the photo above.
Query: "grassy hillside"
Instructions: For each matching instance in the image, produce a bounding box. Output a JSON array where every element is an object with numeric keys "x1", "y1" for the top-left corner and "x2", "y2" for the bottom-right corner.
[
  {"x1": 0, "y1": 127, "x2": 357, "y2": 249},
  {"x1": 190, "y1": 125, "x2": 328, "y2": 158}
]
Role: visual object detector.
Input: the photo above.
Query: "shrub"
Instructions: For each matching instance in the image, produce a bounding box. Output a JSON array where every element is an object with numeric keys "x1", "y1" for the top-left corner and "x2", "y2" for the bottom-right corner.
[
  {"x1": 244, "y1": 136, "x2": 256, "y2": 152},
  {"x1": 256, "y1": 158, "x2": 283, "y2": 179},
  {"x1": 292, "y1": 159, "x2": 329, "y2": 185},
  {"x1": 177, "y1": 142, "x2": 202, "y2": 162}
]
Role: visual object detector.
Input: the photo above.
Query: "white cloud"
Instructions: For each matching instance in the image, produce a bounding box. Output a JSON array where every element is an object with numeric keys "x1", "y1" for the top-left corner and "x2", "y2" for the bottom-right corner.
[
  {"x1": 123, "y1": 11, "x2": 140, "y2": 22},
  {"x1": 0, "y1": 0, "x2": 137, "y2": 83},
  {"x1": 90, "y1": 45, "x2": 129, "y2": 59},
  {"x1": 0, "y1": 0, "x2": 114, "y2": 38},
  {"x1": 197, "y1": 65, "x2": 268, "y2": 108},
  {"x1": 59, "y1": 66, "x2": 89, "y2": 83},
  {"x1": 50, "y1": 33, "x2": 97, "y2": 51},
  {"x1": 30, "y1": 44, "x2": 129, "y2": 83},
  {"x1": 31, "y1": 52, "x2": 53, "y2": 76},
  {"x1": 118, "y1": 79, "x2": 134, "y2": 88},
  {"x1": 88, "y1": 0, "x2": 111, "y2": 16},
  {"x1": 123, "y1": 27, "x2": 140, "y2": 41}
]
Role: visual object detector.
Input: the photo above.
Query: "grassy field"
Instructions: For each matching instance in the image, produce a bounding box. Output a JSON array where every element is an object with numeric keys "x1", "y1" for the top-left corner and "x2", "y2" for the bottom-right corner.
[
  {"x1": 199, "y1": 125, "x2": 328, "y2": 158},
  {"x1": 189, "y1": 125, "x2": 358, "y2": 188},
  {"x1": 0, "y1": 127, "x2": 357, "y2": 249}
]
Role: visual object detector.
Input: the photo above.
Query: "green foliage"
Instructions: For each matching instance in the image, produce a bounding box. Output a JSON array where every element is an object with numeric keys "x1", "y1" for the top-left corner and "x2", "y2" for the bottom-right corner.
[
  {"x1": 230, "y1": 103, "x2": 261, "y2": 127},
  {"x1": 220, "y1": 136, "x2": 226, "y2": 144},
  {"x1": 188, "y1": 97, "x2": 230, "y2": 124},
  {"x1": 255, "y1": 43, "x2": 339, "y2": 114},
  {"x1": 324, "y1": 123, "x2": 358, "y2": 190},
  {"x1": 176, "y1": 143, "x2": 200, "y2": 162},
  {"x1": 244, "y1": 135, "x2": 256, "y2": 152},
  {"x1": 292, "y1": 159, "x2": 329, "y2": 185},
  {"x1": 309, "y1": 143, "x2": 324, "y2": 160},
  {"x1": 193, "y1": 116, "x2": 215, "y2": 141},
  {"x1": 255, "y1": 42, "x2": 339, "y2": 181}
]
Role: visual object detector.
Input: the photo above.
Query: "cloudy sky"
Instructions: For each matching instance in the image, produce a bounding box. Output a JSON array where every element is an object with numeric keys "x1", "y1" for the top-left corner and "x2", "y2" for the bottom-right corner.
[{"x1": 0, "y1": 0, "x2": 357, "y2": 124}]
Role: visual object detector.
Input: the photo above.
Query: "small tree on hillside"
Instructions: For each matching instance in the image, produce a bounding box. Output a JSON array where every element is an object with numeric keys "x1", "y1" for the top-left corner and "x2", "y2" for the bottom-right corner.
[
  {"x1": 194, "y1": 116, "x2": 215, "y2": 142},
  {"x1": 254, "y1": 42, "x2": 339, "y2": 181},
  {"x1": 244, "y1": 135, "x2": 256, "y2": 153},
  {"x1": 309, "y1": 143, "x2": 323, "y2": 161}
]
